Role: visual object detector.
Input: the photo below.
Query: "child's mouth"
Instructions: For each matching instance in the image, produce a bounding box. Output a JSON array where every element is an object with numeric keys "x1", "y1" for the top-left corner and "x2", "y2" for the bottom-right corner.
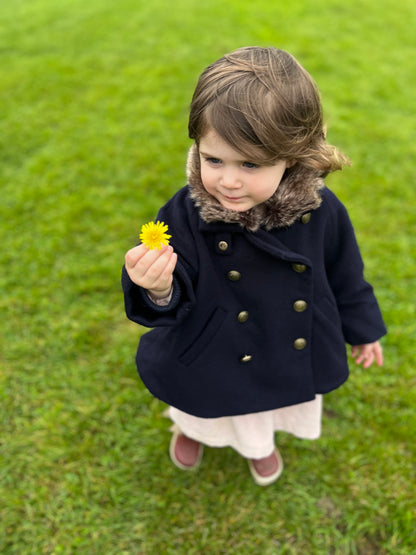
[{"x1": 224, "y1": 195, "x2": 243, "y2": 201}]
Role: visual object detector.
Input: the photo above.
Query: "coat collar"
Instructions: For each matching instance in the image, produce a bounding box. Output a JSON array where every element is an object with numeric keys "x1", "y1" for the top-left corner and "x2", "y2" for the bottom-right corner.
[{"x1": 186, "y1": 144, "x2": 325, "y2": 232}]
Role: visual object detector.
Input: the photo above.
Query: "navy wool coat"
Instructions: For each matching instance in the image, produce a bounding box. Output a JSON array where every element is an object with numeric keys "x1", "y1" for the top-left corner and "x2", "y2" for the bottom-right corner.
[{"x1": 122, "y1": 181, "x2": 386, "y2": 418}]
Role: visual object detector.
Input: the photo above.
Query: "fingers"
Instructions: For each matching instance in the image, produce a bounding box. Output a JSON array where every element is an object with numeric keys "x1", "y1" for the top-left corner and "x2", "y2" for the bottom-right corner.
[
  {"x1": 125, "y1": 244, "x2": 177, "y2": 291},
  {"x1": 354, "y1": 345, "x2": 369, "y2": 366},
  {"x1": 125, "y1": 244, "x2": 154, "y2": 270},
  {"x1": 144, "y1": 248, "x2": 177, "y2": 292},
  {"x1": 360, "y1": 348, "x2": 375, "y2": 369},
  {"x1": 351, "y1": 342, "x2": 384, "y2": 368},
  {"x1": 373, "y1": 342, "x2": 384, "y2": 367}
]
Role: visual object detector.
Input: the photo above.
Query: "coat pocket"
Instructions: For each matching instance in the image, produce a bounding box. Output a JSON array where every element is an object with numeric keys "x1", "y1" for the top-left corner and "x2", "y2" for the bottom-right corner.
[{"x1": 179, "y1": 307, "x2": 227, "y2": 366}]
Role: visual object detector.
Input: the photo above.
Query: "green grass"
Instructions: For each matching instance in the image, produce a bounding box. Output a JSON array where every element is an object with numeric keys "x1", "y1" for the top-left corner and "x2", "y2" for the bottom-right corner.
[{"x1": 1, "y1": 0, "x2": 415, "y2": 553}]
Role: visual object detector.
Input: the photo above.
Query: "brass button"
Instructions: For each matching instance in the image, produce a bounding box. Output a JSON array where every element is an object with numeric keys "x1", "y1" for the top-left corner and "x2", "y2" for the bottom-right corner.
[
  {"x1": 228, "y1": 270, "x2": 241, "y2": 282},
  {"x1": 240, "y1": 354, "x2": 252, "y2": 363},
  {"x1": 293, "y1": 338, "x2": 307, "y2": 350},
  {"x1": 237, "y1": 311, "x2": 249, "y2": 323},
  {"x1": 301, "y1": 212, "x2": 311, "y2": 224},
  {"x1": 293, "y1": 300, "x2": 308, "y2": 312},
  {"x1": 292, "y1": 263, "x2": 307, "y2": 273},
  {"x1": 218, "y1": 241, "x2": 229, "y2": 251}
]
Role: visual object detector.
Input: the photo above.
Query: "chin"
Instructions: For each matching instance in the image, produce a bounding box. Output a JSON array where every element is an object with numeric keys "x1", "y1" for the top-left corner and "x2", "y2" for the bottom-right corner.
[
  {"x1": 231, "y1": 206, "x2": 252, "y2": 212},
  {"x1": 221, "y1": 201, "x2": 254, "y2": 212}
]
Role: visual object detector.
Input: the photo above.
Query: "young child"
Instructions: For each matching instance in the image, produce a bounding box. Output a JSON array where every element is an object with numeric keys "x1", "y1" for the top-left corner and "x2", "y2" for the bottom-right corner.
[{"x1": 122, "y1": 47, "x2": 386, "y2": 486}]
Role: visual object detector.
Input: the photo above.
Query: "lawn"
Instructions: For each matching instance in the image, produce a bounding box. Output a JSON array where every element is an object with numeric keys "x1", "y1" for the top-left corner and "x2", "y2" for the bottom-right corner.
[{"x1": 1, "y1": 0, "x2": 415, "y2": 553}]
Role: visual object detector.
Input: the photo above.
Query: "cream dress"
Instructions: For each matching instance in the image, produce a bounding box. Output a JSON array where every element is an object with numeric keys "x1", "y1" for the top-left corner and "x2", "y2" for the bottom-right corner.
[{"x1": 168, "y1": 395, "x2": 322, "y2": 459}]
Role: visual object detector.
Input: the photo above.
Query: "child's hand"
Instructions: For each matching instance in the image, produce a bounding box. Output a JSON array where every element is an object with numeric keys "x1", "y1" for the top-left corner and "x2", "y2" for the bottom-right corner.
[
  {"x1": 125, "y1": 244, "x2": 177, "y2": 299},
  {"x1": 351, "y1": 341, "x2": 383, "y2": 368}
]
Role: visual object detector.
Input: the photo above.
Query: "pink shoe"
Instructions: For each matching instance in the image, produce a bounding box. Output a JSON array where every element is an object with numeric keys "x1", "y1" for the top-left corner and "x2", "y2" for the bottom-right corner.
[
  {"x1": 169, "y1": 431, "x2": 204, "y2": 471},
  {"x1": 248, "y1": 447, "x2": 283, "y2": 486}
]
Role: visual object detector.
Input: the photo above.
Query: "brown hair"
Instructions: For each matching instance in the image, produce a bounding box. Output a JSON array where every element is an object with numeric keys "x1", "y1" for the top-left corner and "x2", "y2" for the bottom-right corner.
[{"x1": 189, "y1": 47, "x2": 348, "y2": 173}]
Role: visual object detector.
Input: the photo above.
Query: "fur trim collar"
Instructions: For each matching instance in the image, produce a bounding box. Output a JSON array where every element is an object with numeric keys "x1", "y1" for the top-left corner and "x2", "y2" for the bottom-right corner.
[{"x1": 186, "y1": 144, "x2": 324, "y2": 232}]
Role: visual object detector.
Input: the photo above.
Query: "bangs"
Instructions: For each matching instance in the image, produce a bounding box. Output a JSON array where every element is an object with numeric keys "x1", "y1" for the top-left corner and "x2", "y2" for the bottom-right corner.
[{"x1": 202, "y1": 94, "x2": 280, "y2": 165}]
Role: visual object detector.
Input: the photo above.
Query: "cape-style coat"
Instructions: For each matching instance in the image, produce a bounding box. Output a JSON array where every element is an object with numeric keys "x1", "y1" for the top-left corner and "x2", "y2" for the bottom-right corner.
[{"x1": 122, "y1": 147, "x2": 386, "y2": 418}]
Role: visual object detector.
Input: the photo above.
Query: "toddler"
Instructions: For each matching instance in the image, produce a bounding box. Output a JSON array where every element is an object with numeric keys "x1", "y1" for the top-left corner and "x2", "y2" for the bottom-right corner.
[{"x1": 122, "y1": 47, "x2": 386, "y2": 485}]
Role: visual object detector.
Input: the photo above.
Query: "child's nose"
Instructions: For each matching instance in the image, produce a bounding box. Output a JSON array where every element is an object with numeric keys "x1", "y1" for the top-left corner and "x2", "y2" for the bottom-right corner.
[{"x1": 220, "y1": 167, "x2": 242, "y2": 188}]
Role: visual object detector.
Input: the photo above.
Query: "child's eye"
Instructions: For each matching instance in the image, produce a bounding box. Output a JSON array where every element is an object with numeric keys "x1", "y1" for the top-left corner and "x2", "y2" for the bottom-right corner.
[
  {"x1": 205, "y1": 157, "x2": 222, "y2": 165},
  {"x1": 243, "y1": 162, "x2": 260, "y2": 169}
]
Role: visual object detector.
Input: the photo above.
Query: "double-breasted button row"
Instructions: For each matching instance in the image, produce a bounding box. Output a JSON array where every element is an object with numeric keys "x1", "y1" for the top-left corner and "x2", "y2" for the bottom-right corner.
[
  {"x1": 218, "y1": 240, "x2": 229, "y2": 251},
  {"x1": 226, "y1": 271, "x2": 247, "y2": 321}
]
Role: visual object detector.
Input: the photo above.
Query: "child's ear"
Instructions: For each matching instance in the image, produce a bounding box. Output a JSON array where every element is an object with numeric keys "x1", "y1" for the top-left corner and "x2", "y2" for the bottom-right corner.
[{"x1": 286, "y1": 159, "x2": 296, "y2": 168}]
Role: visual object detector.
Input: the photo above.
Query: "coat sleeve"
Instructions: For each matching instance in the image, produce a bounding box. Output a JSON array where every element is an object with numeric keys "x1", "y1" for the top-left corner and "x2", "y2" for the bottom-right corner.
[
  {"x1": 121, "y1": 188, "x2": 198, "y2": 327},
  {"x1": 323, "y1": 190, "x2": 387, "y2": 345}
]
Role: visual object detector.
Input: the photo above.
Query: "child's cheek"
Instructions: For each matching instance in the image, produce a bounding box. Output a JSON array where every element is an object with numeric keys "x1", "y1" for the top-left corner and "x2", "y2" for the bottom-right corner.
[{"x1": 201, "y1": 170, "x2": 213, "y2": 193}]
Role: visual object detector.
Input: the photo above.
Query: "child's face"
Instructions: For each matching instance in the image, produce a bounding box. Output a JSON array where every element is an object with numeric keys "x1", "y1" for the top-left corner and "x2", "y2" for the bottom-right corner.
[{"x1": 199, "y1": 129, "x2": 289, "y2": 212}]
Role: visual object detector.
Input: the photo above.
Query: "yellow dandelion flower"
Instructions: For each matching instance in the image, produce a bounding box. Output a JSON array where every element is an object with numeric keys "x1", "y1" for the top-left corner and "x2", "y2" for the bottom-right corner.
[{"x1": 139, "y1": 221, "x2": 171, "y2": 250}]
